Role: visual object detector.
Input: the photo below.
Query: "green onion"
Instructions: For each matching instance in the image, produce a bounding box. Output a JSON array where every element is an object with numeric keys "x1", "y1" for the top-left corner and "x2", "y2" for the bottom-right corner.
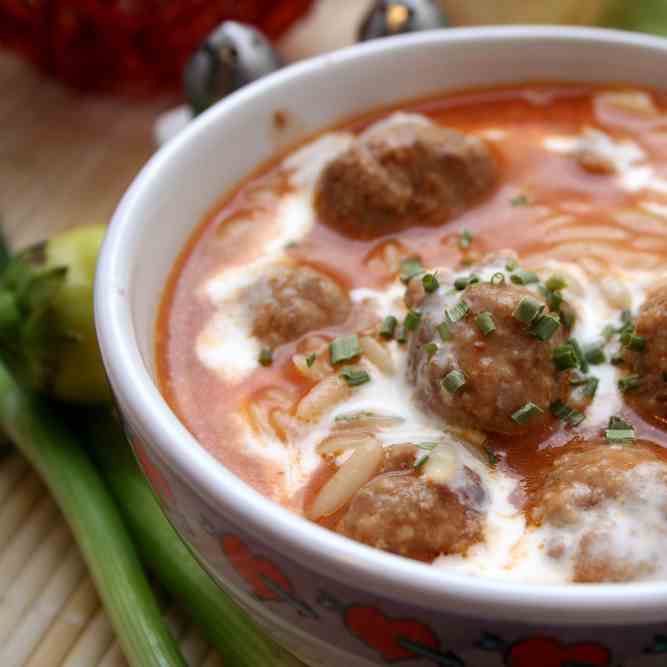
[
  {"x1": 490, "y1": 272, "x2": 506, "y2": 286},
  {"x1": 259, "y1": 348, "x2": 273, "y2": 366},
  {"x1": 583, "y1": 342, "x2": 606, "y2": 365},
  {"x1": 305, "y1": 353, "x2": 316, "y2": 368},
  {"x1": 330, "y1": 335, "x2": 361, "y2": 364},
  {"x1": 485, "y1": 447, "x2": 498, "y2": 466},
  {"x1": 424, "y1": 342, "x2": 438, "y2": 359},
  {"x1": 511, "y1": 194, "x2": 529, "y2": 207},
  {"x1": 340, "y1": 366, "x2": 370, "y2": 387},
  {"x1": 601, "y1": 324, "x2": 616, "y2": 341},
  {"x1": 531, "y1": 314, "x2": 561, "y2": 341},
  {"x1": 605, "y1": 415, "x2": 635, "y2": 444},
  {"x1": 379, "y1": 315, "x2": 398, "y2": 339},
  {"x1": 511, "y1": 402, "x2": 544, "y2": 424},
  {"x1": 553, "y1": 344, "x2": 579, "y2": 371},
  {"x1": 458, "y1": 229, "x2": 473, "y2": 249},
  {"x1": 568, "y1": 338, "x2": 589, "y2": 373},
  {"x1": 505, "y1": 258, "x2": 518, "y2": 271},
  {"x1": 89, "y1": 412, "x2": 301, "y2": 667},
  {"x1": 413, "y1": 455, "x2": 430, "y2": 470},
  {"x1": 404, "y1": 310, "x2": 422, "y2": 331},
  {"x1": 545, "y1": 275, "x2": 568, "y2": 291},
  {"x1": 422, "y1": 273, "x2": 440, "y2": 293},
  {"x1": 0, "y1": 362, "x2": 188, "y2": 667},
  {"x1": 611, "y1": 351, "x2": 626, "y2": 366},
  {"x1": 399, "y1": 257, "x2": 423, "y2": 284},
  {"x1": 475, "y1": 311, "x2": 496, "y2": 336},
  {"x1": 550, "y1": 400, "x2": 585, "y2": 426},
  {"x1": 437, "y1": 322, "x2": 452, "y2": 341},
  {"x1": 510, "y1": 269, "x2": 539, "y2": 285},
  {"x1": 446, "y1": 300, "x2": 470, "y2": 323},
  {"x1": 621, "y1": 332, "x2": 646, "y2": 352},
  {"x1": 560, "y1": 307, "x2": 576, "y2": 329},
  {"x1": 513, "y1": 297, "x2": 543, "y2": 325},
  {"x1": 442, "y1": 370, "x2": 466, "y2": 394},
  {"x1": 416, "y1": 442, "x2": 439, "y2": 451},
  {"x1": 618, "y1": 374, "x2": 642, "y2": 393},
  {"x1": 582, "y1": 376, "x2": 599, "y2": 398},
  {"x1": 396, "y1": 325, "x2": 407, "y2": 344},
  {"x1": 454, "y1": 274, "x2": 480, "y2": 290},
  {"x1": 541, "y1": 287, "x2": 563, "y2": 312}
]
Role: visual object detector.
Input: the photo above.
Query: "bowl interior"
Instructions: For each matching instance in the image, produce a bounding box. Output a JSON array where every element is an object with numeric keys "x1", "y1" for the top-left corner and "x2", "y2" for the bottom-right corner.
[{"x1": 96, "y1": 27, "x2": 667, "y2": 625}]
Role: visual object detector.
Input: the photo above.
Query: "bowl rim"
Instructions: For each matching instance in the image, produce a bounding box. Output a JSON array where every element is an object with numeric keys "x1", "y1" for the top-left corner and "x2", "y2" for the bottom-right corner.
[{"x1": 96, "y1": 25, "x2": 667, "y2": 625}]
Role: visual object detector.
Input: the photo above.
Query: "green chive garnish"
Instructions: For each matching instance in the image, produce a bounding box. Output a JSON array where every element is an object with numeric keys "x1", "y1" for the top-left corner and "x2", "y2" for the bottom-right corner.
[
  {"x1": 454, "y1": 274, "x2": 480, "y2": 291},
  {"x1": 379, "y1": 315, "x2": 398, "y2": 339},
  {"x1": 400, "y1": 257, "x2": 423, "y2": 284},
  {"x1": 259, "y1": 348, "x2": 273, "y2": 366},
  {"x1": 618, "y1": 374, "x2": 642, "y2": 393},
  {"x1": 416, "y1": 442, "x2": 438, "y2": 451},
  {"x1": 542, "y1": 288, "x2": 563, "y2": 312},
  {"x1": 442, "y1": 370, "x2": 466, "y2": 394},
  {"x1": 583, "y1": 343, "x2": 606, "y2": 365},
  {"x1": 553, "y1": 344, "x2": 578, "y2": 371},
  {"x1": 446, "y1": 300, "x2": 470, "y2": 323},
  {"x1": 560, "y1": 307, "x2": 576, "y2": 329},
  {"x1": 568, "y1": 338, "x2": 589, "y2": 373},
  {"x1": 396, "y1": 325, "x2": 407, "y2": 344},
  {"x1": 458, "y1": 229, "x2": 473, "y2": 249},
  {"x1": 545, "y1": 275, "x2": 567, "y2": 291},
  {"x1": 404, "y1": 310, "x2": 422, "y2": 331},
  {"x1": 330, "y1": 335, "x2": 361, "y2": 364},
  {"x1": 505, "y1": 258, "x2": 518, "y2": 271},
  {"x1": 490, "y1": 272, "x2": 506, "y2": 286},
  {"x1": 511, "y1": 194, "x2": 529, "y2": 207},
  {"x1": 582, "y1": 376, "x2": 599, "y2": 398},
  {"x1": 424, "y1": 342, "x2": 438, "y2": 359},
  {"x1": 550, "y1": 400, "x2": 585, "y2": 427},
  {"x1": 476, "y1": 311, "x2": 496, "y2": 336},
  {"x1": 414, "y1": 455, "x2": 430, "y2": 470},
  {"x1": 601, "y1": 324, "x2": 615, "y2": 341},
  {"x1": 422, "y1": 273, "x2": 440, "y2": 293},
  {"x1": 437, "y1": 322, "x2": 452, "y2": 341},
  {"x1": 513, "y1": 297, "x2": 543, "y2": 325},
  {"x1": 485, "y1": 447, "x2": 498, "y2": 466},
  {"x1": 340, "y1": 366, "x2": 370, "y2": 387},
  {"x1": 305, "y1": 353, "x2": 316, "y2": 368},
  {"x1": 621, "y1": 332, "x2": 646, "y2": 352},
  {"x1": 531, "y1": 314, "x2": 561, "y2": 341},
  {"x1": 510, "y1": 269, "x2": 539, "y2": 285},
  {"x1": 511, "y1": 402, "x2": 544, "y2": 424},
  {"x1": 605, "y1": 416, "x2": 635, "y2": 444}
]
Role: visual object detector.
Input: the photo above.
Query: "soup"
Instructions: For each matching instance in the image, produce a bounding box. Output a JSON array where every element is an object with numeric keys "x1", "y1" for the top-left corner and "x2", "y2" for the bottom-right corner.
[{"x1": 157, "y1": 84, "x2": 667, "y2": 584}]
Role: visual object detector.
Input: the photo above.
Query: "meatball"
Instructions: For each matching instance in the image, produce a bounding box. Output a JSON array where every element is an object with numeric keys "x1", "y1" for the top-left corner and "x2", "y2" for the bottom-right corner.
[
  {"x1": 624, "y1": 283, "x2": 667, "y2": 420},
  {"x1": 531, "y1": 443, "x2": 667, "y2": 583},
  {"x1": 408, "y1": 278, "x2": 569, "y2": 435},
  {"x1": 314, "y1": 118, "x2": 497, "y2": 237},
  {"x1": 337, "y1": 444, "x2": 485, "y2": 560},
  {"x1": 248, "y1": 265, "x2": 350, "y2": 347}
]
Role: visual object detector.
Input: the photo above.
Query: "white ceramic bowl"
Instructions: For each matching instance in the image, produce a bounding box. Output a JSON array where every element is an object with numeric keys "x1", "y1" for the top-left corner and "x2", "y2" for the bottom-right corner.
[{"x1": 96, "y1": 27, "x2": 667, "y2": 667}]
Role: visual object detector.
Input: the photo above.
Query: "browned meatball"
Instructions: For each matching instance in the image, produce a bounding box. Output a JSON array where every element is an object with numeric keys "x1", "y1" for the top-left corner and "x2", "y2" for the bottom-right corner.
[
  {"x1": 337, "y1": 444, "x2": 486, "y2": 560},
  {"x1": 624, "y1": 283, "x2": 667, "y2": 420},
  {"x1": 315, "y1": 120, "x2": 497, "y2": 237},
  {"x1": 532, "y1": 443, "x2": 667, "y2": 582},
  {"x1": 408, "y1": 279, "x2": 569, "y2": 435},
  {"x1": 248, "y1": 265, "x2": 350, "y2": 347}
]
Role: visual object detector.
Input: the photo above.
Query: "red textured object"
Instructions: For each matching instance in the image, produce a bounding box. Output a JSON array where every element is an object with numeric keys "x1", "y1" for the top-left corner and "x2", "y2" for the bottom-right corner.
[{"x1": 0, "y1": 0, "x2": 313, "y2": 94}]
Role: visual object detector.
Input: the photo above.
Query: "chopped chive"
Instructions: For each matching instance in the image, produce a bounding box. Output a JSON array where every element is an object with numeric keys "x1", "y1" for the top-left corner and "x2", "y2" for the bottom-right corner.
[
  {"x1": 560, "y1": 307, "x2": 576, "y2": 329},
  {"x1": 396, "y1": 325, "x2": 407, "y2": 344},
  {"x1": 601, "y1": 324, "x2": 616, "y2": 341},
  {"x1": 454, "y1": 274, "x2": 480, "y2": 290},
  {"x1": 568, "y1": 338, "x2": 589, "y2": 373},
  {"x1": 611, "y1": 351, "x2": 626, "y2": 366},
  {"x1": 583, "y1": 342, "x2": 606, "y2": 365},
  {"x1": 545, "y1": 275, "x2": 568, "y2": 291},
  {"x1": 259, "y1": 348, "x2": 273, "y2": 366},
  {"x1": 621, "y1": 332, "x2": 646, "y2": 352},
  {"x1": 437, "y1": 321, "x2": 452, "y2": 341},
  {"x1": 330, "y1": 334, "x2": 361, "y2": 364},
  {"x1": 618, "y1": 374, "x2": 642, "y2": 393},
  {"x1": 442, "y1": 370, "x2": 466, "y2": 394},
  {"x1": 424, "y1": 342, "x2": 438, "y2": 359},
  {"x1": 458, "y1": 229, "x2": 473, "y2": 249},
  {"x1": 553, "y1": 344, "x2": 579, "y2": 371},
  {"x1": 476, "y1": 311, "x2": 496, "y2": 336},
  {"x1": 510, "y1": 269, "x2": 539, "y2": 285},
  {"x1": 531, "y1": 314, "x2": 561, "y2": 341},
  {"x1": 511, "y1": 194, "x2": 529, "y2": 207},
  {"x1": 484, "y1": 447, "x2": 498, "y2": 466},
  {"x1": 413, "y1": 455, "x2": 430, "y2": 470},
  {"x1": 422, "y1": 273, "x2": 440, "y2": 293},
  {"x1": 505, "y1": 258, "x2": 518, "y2": 271},
  {"x1": 379, "y1": 315, "x2": 398, "y2": 339},
  {"x1": 609, "y1": 415, "x2": 633, "y2": 430},
  {"x1": 399, "y1": 257, "x2": 423, "y2": 284},
  {"x1": 550, "y1": 400, "x2": 585, "y2": 427},
  {"x1": 490, "y1": 272, "x2": 506, "y2": 286},
  {"x1": 605, "y1": 416, "x2": 635, "y2": 444},
  {"x1": 513, "y1": 297, "x2": 543, "y2": 325},
  {"x1": 404, "y1": 310, "x2": 422, "y2": 331},
  {"x1": 416, "y1": 442, "x2": 439, "y2": 452},
  {"x1": 305, "y1": 353, "x2": 316, "y2": 368},
  {"x1": 446, "y1": 300, "x2": 470, "y2": 323},
  {"x1": 340, "y1": 366, "x2": 370, "y2": 387},
  {"x1": 582, "y1": 376, "x2": 599, "y2": 398},
  {"x1": 543, "y1": 288, "x2": 563, "y2": 312},
  {"x1": 511, "y1": 402, "x2": 544, "y2": 424}
]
